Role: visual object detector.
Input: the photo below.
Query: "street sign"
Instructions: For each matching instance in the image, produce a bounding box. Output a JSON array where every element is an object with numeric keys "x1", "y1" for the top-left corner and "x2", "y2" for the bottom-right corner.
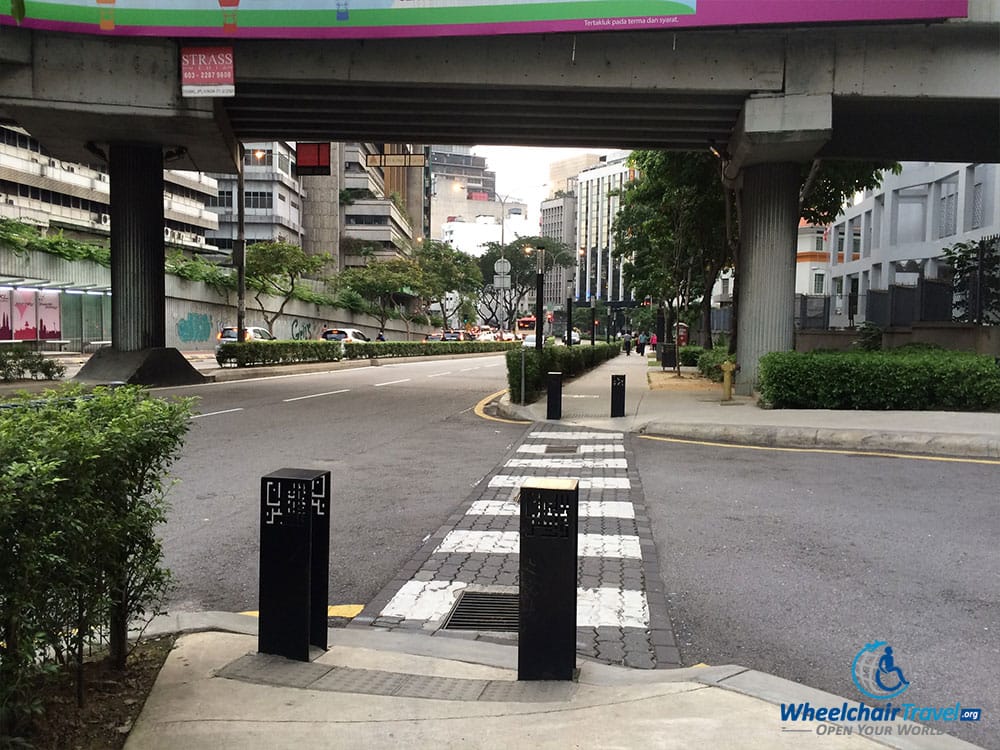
[
  {"x1": 364, "y1": 154, "x2": 426, "y2": 168},
  {"x1": 494, "y1": 258, "x2": 511, "y2": 274},
  {"x1": 494, "y1": 274, "x2": 511, "y2": 289}
]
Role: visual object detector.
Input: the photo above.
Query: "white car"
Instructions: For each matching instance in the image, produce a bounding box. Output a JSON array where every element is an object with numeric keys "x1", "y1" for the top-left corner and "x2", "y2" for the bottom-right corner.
[
  {"x1": 320, "y1": 328, "x2": 370, "y2": 343},
  {"x1": 522, "y1": 334, "x2": 537, "y2": 347},
  {"x1": 477, "y1": 331, "x2": 497, "y2": 342}
]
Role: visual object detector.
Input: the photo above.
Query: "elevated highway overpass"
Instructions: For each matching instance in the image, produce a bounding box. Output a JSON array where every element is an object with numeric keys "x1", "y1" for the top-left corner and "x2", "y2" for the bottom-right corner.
[{"x1": 1, "y1": 1, "x2": 997, "y2": 389}]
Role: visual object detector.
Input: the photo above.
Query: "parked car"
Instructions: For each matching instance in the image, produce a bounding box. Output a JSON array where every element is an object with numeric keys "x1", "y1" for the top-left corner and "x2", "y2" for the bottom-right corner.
[
  {"x1": 216, "y1": 326, "x2": 275, "y2": 350},
  {"x1": 320, "y1": 327, "x2": 370, "y2": 343},
  {"x1": 563, "y1": 329, "x2": 582, "y2": 345},
  {"x1": 441, "y1": 330, "x2": 469, "y2": 341},
  {"x1": 477, "y1": 330, "x2": 497, "y2": 342},
  {"x1": 522, "y1": 333, "x2": 537, "y2": 347},
  {"x1": 424, "y1": 332, "x2": 445, "y2": 342}
]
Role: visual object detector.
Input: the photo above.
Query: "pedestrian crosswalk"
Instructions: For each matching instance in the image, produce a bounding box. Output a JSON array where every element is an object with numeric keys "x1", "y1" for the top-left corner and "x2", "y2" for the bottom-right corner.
[{"x1": 374, "y1": 428, "x2": 658, "y2": 658}]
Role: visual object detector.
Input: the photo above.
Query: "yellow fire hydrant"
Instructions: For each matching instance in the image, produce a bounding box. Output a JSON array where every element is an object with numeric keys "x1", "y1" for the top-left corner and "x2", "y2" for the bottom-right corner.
[{"x1": 721, "y1": 360, "x2": 738, "y2": 401}]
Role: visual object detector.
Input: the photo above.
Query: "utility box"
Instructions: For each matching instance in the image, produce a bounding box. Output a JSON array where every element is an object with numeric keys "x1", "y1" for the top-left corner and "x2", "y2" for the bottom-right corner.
[
  {"x1": 258, "y1": 468, "x2": 331, "y2": 661},
  {"x1": 518, "y1": 477, "x2": 579, "y2": 681}
]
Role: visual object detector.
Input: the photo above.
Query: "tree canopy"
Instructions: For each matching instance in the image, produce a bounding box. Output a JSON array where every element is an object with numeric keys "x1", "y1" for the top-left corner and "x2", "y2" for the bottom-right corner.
[
  {"x1": 245, "y1": 241, "x2": 331, "y2": 333},
  {"x1": 413, "y1": 240, "x2": 483, "y2": 330},
  {"x1": 476, "y1": 236, "x2": 573, "y2": 329},
  {"x1": 333, "y1": 257, "x2": 424, "y2": 333}
]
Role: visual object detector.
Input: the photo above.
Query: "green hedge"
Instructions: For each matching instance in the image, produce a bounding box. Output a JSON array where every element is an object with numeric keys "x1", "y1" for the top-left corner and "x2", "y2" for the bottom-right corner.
[
  {"x1": 506, "y1": 342, "x2": 622, "y2": 404},
  {"x1": 216, "y1": 339, "x2": 520, "y2": 367},
  {"x1": 679, "y1": 345, "x2": 705, "y2": 367},
  {"x1": 758, "y1": 350, "x2": 1000, "y2": 410}
]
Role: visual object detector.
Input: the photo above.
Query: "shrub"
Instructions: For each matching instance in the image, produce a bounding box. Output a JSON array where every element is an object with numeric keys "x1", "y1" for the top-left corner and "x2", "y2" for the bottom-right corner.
[
  {"x1": 0, "y1": 347, "x2": 67, "y2": 382},
  {"x1": 758, "y1": 350, "x2": 1000, "y2": 411},
  {"x1": 0, "y1": 385, "x2": 195, "y2": 737},
  {"x1": 506, "y1": 342, "x2": 622, "y2": 404},
  {"x1": 216, "y1": 339, "x2": 520, "y2": 366},
  {"x1": 696, "y1": 347, "x2": 735, "y2": 382},
  {"x1": 679, "y1": 345, "x2": 705, "y2": 367}
]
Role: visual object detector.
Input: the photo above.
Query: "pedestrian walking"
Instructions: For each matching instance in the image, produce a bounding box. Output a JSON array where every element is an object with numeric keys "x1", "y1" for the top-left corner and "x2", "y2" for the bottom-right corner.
[
  {"x1": 638, "y1": 331, "x2": 648, "y2": 356},
  {"x1": 623, "y1": 331, "x2": 633, "y2": 356}
]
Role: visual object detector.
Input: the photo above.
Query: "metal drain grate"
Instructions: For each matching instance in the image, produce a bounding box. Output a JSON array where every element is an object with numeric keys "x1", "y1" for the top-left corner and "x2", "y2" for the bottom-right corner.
[
  {"x1": 442, "y1": 591, "x2": 519, "y2": 632},
  {"x1": 544, "y1": 445, "x2": 578, "y2": 454}
]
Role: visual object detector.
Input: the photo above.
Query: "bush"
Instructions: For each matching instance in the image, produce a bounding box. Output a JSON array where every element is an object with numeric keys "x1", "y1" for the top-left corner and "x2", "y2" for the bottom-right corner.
[
  {"x1": 758, "y1": 350, "x2": 1000, "y2": 410},
  {"x1": 679, "y1": 345, "x2": 705, "y2": 367},
  {"x1": 506, "y1": 342, "x2": 622, "y2": 404},
  {"x1": 0, "y1": 385, "x2": 196, "y2": 738},
  {"x1": 696, "y1": 347, "x2": 736, "y2": 382},
  {"x1": 0, "y1": 347, "x2": 67, "y2": 382}
]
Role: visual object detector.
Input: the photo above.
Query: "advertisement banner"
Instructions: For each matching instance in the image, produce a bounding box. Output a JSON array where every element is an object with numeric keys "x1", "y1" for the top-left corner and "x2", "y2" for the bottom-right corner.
[
  {"x1": 181, "y1": 46, "x2": 235, "y2": 98},
  {"x1": 12, "y1": 289, "x2": 37, "y2": 341},
  {"x1": 37, "y1": 290, "x2": 63, "y2": 340},
  {"x1": 0, "y1": 1, "x2": 969, "y2": 40},
  {"x1": 0, "y1": 289, "x2": 11, "y2": 340}
]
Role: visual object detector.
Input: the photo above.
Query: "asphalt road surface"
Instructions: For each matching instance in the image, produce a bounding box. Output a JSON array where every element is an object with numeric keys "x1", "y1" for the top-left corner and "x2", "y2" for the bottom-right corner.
[
  {"x1": 157, "y1": 354, "x2": 526, "y2": 615},
  {"x1": 633, "y1": 436, "x2": 998, "y2": 749}
]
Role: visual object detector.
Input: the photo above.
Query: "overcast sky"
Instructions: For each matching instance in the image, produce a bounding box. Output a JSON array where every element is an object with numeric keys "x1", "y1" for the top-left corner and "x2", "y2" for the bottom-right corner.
[{"x1": 470, "y1": 145, "x2": 623, "y2": 222}]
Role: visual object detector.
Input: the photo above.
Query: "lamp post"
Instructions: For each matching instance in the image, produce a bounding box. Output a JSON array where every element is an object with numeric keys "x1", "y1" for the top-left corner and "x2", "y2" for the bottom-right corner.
[
  {"x1": 236, "y1": 144, "x2": 246, "y2": 343},
  {"x1": 527, "y1": 245, "x2": 545, "y2": 352},
  {"x1": 565, "y1": 277, "x2": 573, "y2": 346},
  {"x1": 590, "y1": 296, "x2": 596, "y2": 346}
]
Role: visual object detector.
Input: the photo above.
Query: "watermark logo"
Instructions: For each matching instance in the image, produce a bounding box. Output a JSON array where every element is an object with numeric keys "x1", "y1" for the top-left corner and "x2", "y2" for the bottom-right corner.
[{"x1": 852, "y1": 641, "x2": 911, "y2": 701}]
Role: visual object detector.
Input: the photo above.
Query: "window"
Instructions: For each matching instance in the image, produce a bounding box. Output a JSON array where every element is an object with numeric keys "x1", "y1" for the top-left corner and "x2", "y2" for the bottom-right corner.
[
  {"x1": 939, "y1": 191, "x2": 957, "y2": 238},
  {"x1": 721, "y1": 278, "x2": 730, "y2": 296},
  {"x1": 971, "y1": 183, "x2": 984, "y2": 229},
  {"x1": 244, "y1": 191, "x2": 273, "y2": 209},
  {"x1": 813, "y1": 273, "x2": 825, "y2": 295},
  {"x1": 207, "y1": 190, "x2": 233, "y2": 208},
  {"x1": 278, "y1": 154, "x2": 290, "y2": 175},
  {"x1": 834, "y1": 278, "x2": 844, "y2": 295}
]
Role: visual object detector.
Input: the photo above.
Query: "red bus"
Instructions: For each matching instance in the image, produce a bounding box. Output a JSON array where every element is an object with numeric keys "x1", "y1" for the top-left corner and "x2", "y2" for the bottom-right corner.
[{"x1": 515, "y1": 316, "x2": 536, "y2": 335}]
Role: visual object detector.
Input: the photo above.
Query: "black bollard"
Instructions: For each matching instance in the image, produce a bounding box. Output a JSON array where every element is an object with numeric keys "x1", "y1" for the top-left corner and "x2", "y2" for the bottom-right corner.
[
  {"x1": 546, "y1": 371, "x2": 562, "y2": 420},
  {"x1": 259, "y1": 468, "x2": 331, "y2": 661},
  {"x1": 610, "y1": 374, "x2": 626, "y2": 417},
  {"x1": 518, "y1": 478, "x2": 579, "y2": 681}
]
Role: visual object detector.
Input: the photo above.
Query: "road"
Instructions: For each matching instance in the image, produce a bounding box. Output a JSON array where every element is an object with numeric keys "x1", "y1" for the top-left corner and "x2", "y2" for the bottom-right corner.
[
  {"x1": 158, "y1": 353, "x2": 526, "y2": 614},
  {"x1": 634, "y1": 437, "x2": 998, "y2": 749}
]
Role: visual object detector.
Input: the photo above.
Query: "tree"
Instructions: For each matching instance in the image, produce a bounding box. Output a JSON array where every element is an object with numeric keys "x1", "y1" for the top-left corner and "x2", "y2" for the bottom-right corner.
[
  {"x1": 942, "y1": 236, "x2": 1000, "y2": 324},
  {"x1": 334, "y1": 257, "x2": 424, "y2": 334},
  {"x1": 413, "y1": 240, "x2": 483, "y2": 329},
  {"x1": 245, "y1": 241, "x2": 331, "y2": 334},
  {"x1": 476, "y1": 236, "x2": 572, "y2": 329}
]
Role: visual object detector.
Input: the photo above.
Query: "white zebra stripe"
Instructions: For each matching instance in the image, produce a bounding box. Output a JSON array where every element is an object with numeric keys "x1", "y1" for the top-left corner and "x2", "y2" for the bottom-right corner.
[
  {"x1": 468, "y1": 499, "x2": 635, "y2": 520},
  {"x1": 505, "y1": 457, "x2": 627, "y2": 469},
  {"x1": 435, "y1": 530, "x2": 640, "y2": 559},
  {"x1": 488, "y1": 475, "x2": 631, "y2": 489}
]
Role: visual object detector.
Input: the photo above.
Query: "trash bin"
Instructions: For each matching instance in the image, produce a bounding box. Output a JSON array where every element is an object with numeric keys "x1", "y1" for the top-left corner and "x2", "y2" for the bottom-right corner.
[{"x1": 659, "y1": 342, "x2": 676, "y2": 369}]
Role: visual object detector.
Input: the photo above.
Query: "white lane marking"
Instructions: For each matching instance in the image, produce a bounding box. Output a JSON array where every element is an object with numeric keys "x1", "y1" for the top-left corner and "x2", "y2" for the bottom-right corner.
[
  {"x1": 459, "y1": 367, "x2": 480, "y2": 372},
  {"x1": 489, "y1": 475, "x2": 631, "y2": 489},
  {"x1": 516, "y1": 444, "x2": 624, "y2": 454},
  {"x1": 435, "y1": 530, "x2": 641, "y2": 559},
  {"x1": 192, "y1": 408, "x2": 244, "y2": 419},
  {"x1": 482, "y1": 364, "x2": 502, "y2": 368},
  {"x1": 564, "y1": 394, "x2": 600, "y2": 399},
  {"x1": 379, "y1": 580, "x2": 467, "y2": 620},
  {"x1": 578, "y1": 588, "x2": 649, "y2": 629},
  {"x1": 427, "y1": 372, "x2": 451, "y2": 378},
  {"x1": 374, "y1": 378, "x2": 412, "y2": 387},
  {"x1": 529, "y1": 431, "x2": 624, "y2": 440},
  {"x1": 468, "y1": 500, "x2": 635, "y2": 520},
  {"x1": 283, "y1": 389, "x2": 350, "y2": 402},
  {"x1": 379, "y1": 581, "x2": 648, "y2": 629},
  {"x1": 505, "y1": 457, "x2": 628, "y2": 469}
]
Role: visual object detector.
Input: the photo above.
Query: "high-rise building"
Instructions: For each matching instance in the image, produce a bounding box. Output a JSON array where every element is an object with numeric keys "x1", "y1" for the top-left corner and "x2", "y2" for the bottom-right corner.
[
  {"x1": 576, "y1": 154, "x2": 636, "y2": 303},
  {"x1": 206, "y1": 141, "x2": 305, "y2": 258},
  {"x1": 429, "y1": 146, "x2": 525, "y2": 241},
  {"x1": 540, "y1": 193, "x2": 578, "y2": 310},
  {"x1": 548, "y1": 153, "x2": 602, "y2": 198}
]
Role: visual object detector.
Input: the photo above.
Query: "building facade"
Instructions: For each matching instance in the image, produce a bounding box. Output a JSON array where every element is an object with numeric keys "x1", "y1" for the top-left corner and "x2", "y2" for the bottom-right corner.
[
  {"x1": 826, "y1": 162, "x2": 999, "y2": 327},
  {"x1": 539, "y1": 193, "x2": 578, "y2": 310},
  {"x1": 576, "y1": 154, "x2": 636, "y2": 304}
]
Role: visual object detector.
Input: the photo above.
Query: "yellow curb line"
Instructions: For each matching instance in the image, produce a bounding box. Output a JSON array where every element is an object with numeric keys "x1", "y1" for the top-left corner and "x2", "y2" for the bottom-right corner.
[
  {"x1": 474, "y1": 387, "x2": 531, "y2": 424},
  {"x1": 639, "y1": 434, "x2": 1000, "y2": 465},
  {"x1": 239, "y1": 604, "x2": 364, "y2": 618}
]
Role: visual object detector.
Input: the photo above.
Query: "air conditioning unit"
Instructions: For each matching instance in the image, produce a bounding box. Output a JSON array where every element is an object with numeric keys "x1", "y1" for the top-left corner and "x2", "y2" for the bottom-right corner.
[
  {"x1": 100, "y1": 213, "x2": 110, "y2": 225},
  {"x1": 164, "y1": 227, "x2": 172, "y2": 239}
]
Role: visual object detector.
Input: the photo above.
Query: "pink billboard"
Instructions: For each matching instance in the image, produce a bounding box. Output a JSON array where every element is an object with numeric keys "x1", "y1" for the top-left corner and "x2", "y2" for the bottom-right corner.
[
  {"x1": 12, "y1": 289, "x2": 37, "y2": 341},
  {"x1": 0, "y1": 289, "x2": 11, "y2": 340},
  {"x1": 0, "y1": 1, "x2": 969, "y2": 40},
  {"x1": 37, "y1": 291, "x2": 63, "y2": 340}
]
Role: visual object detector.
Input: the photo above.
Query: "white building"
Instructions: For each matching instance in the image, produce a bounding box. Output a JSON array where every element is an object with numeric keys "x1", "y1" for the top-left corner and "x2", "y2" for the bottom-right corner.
[
  {"x1": 826, "y1": 162, "x2": 999, "y2": 327},
  {"x1": 441, "y1": 213, "x2": 532, "y2": 257},
  {"x1": 576, "y1": 153, "x2": 636, "y2": 303}
]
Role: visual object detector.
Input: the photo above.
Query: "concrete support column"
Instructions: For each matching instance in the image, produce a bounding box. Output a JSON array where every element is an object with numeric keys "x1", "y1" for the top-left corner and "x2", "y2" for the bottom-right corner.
[
  {"x1": 735, "y1": 162, "x2": 800, "y2": 394},
  {"x1": 109, "y1": 143, "x2": 165, "y2": 351}
]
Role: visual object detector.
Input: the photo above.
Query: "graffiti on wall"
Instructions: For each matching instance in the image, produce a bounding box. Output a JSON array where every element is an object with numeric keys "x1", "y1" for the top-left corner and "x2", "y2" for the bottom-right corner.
[
  {"x1": 291, "y1": 319, "x2": 314, "y2": 340},
  {"x1": 177, "y1": 312, "x2": 214, "y2": 343}
]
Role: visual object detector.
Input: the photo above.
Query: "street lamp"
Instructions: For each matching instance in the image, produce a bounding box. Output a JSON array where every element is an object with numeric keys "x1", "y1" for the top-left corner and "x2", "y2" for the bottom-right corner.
[{"x1": 524, "y1": 245, "x2": 545, "y2": 351}]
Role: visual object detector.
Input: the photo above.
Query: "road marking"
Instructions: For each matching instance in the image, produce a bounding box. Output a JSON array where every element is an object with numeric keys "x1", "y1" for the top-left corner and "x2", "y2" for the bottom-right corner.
[
  {"x1": 639, "y1": 434, "x2": 1000, "y2": 465},
  {"x1": 283, "y1": 389, "x2": 350, "y2": 402},
  {"x1": 468, "y1": 499, "x2": 635, "y2": 519},
  {"x1": 374, "y1": 378, "x2": 411, "y2": 387},
  {"x1": 489, "y1": 475, "x2": 631, "y2": 489},
  {"x1": 240, "y1": 604, "x2": 364, "y2": 618},
  {"x1": 530, "y1": 431, "x2": 624, "y2": 440},
  {"x1": 192, "y1": 408, "x2": 244, "y2": 419},
  {"x1": 459, "y1": 367, "x2": 480, "y2": 372},
  {"x1": 516, "y1": 444, "x2": 624, "y2": 454},
  {"x1": 435, "y1": 529, "x2": 641, "y2": 559},
  {"x1": 473, "y1": 388, "x2": 530, "y2": 425},
  {"x1": 564, "y1": 394, "x2": 600, "y2": 398},
  {"x1": 505, "y1": 457, "x2": 628, "y2": 469},
  {"x1": 427, "y1": 371, "x2": 451, "y2": 378}
]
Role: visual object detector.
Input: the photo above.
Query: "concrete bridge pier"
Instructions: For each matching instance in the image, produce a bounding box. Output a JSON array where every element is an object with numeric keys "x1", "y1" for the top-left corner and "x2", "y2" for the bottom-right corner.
[
  {"x1": 734, "y1": 162, "x2": 801, "y2": 396},
  {"x1": 75, "y1": 143, "x2": 206, "y2": 387}
]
